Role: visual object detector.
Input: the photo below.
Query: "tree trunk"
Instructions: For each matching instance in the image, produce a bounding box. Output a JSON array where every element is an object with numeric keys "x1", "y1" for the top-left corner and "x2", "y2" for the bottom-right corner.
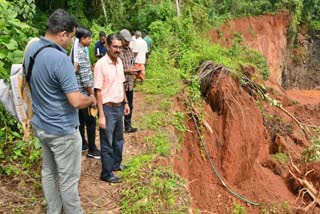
[
  {"x1": 100, "y1": 0, "x2": 108, "y2": 24},
  {"x1": 175, "y1": 0, "x2": 180, "y2": 17}
]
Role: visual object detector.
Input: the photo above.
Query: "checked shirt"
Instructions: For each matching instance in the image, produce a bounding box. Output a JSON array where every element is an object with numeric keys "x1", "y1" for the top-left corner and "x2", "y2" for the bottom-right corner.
[
  {"x1": 120, "y1": 46, "x2": 135, "y2": 91},
  {"x1": 76, "y1": 44, "x2": 93, "y2": 95}
]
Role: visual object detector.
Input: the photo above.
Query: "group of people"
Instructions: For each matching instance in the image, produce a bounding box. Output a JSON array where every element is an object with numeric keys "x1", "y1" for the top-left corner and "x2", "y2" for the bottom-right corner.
[{"x1": 24, "y1": 9, "x2": 152, "y2": 213}]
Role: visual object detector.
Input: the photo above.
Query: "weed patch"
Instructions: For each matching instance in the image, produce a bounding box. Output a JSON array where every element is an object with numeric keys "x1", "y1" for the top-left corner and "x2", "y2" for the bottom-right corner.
[
  {"x1": 232, "y1": 203, "x2": 247, "y2": 214},
  {"x1": 271, "y1": 152, "x2": 289, "y2": 164},
  {"x1": 121, "y1": 165, "x2": 189, "y2": 213},
  {"x1": 145, "y1": 132, "x2": 171, "y2": 157}
]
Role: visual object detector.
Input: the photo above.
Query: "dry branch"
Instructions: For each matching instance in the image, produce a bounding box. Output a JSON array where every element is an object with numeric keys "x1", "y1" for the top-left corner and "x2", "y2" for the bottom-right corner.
[
  {"x1": 278, "y1": 106, "x2": 311, "y2": 140},
  {"x1": 190, "y1": 103, "x2": 213, "y2": 135},
  {"x1": 288, "y1": 155, "x2": 320, "y2": 212}
]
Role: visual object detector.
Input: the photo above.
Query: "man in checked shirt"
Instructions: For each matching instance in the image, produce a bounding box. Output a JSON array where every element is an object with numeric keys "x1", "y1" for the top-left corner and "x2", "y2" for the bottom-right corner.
[
  {"x1": 119, "y1": 29, "x2": 139, "y2": 133},
  {"x1": 75, "y1": 26, "x2": 101, "y2": 158}
]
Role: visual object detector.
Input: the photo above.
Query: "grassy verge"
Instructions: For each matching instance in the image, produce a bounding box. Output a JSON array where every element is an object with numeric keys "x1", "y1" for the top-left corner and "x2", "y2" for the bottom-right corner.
[{"x1": 119, "y1": 50, "x2": 191, "y2": 213}]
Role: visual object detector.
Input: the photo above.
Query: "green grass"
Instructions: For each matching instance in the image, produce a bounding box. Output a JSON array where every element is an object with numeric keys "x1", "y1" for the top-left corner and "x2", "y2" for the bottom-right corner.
[
  {"x1": 120, "y1": 47, "x2": 190, "y2": 213},
  {"x1": 121, "y1": 161, "x2": 189, "y2": 213},
  {"x1": 136, "y1": 111, "x2": 170, "y2": 131},
  {"x1": 145, "y1": 132, "x2": 172, "y2": 157},
  {"x1": 271, "y1": 152, "x2": 289, "y2": 164}
]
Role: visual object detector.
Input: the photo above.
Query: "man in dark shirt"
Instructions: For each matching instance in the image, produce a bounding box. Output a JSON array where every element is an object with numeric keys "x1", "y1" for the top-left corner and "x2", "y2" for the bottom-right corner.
[{"x1": 95, "y1": 31, "x2": 107, "y2": 58}]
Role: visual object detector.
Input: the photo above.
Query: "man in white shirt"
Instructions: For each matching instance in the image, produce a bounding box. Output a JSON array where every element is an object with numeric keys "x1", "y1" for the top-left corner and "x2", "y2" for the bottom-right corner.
[
  {"x1": 129, "y1": 31, "x2": 136, "y2": 50},
  {"x1": 132, "y1": 31, "x2": 148, "y2": 81}
]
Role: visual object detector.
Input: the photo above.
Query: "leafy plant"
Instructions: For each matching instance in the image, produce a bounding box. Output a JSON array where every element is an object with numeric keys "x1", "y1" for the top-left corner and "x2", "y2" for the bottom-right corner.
[
  {"x1": 172, "y1": 112, "x2": 187, "y2": 134},
  {"x1": 0, "y1": 0, "x2": 36, "y2": 79},
  {"x1": 8, "y1": 0, "x2": 36, "y2": 22},
  {"x1": 304, "y1": 135, "x2": 320, "y2": 162},
  {"x1": 0, "y1": 118, "x2": 41, "y2": 177},
  {"x1": 239, "y1": 49, "x2": 270, "y2": 80},
  {"x1": 233, "y1": 203, "x2": 247, "y2": 214}
]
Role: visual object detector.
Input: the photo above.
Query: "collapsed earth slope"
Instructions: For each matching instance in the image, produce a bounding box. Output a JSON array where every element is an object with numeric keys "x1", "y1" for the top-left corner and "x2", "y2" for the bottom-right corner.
[{"x1": 174, "y1": 12, "x2": 320, "y2": 213}]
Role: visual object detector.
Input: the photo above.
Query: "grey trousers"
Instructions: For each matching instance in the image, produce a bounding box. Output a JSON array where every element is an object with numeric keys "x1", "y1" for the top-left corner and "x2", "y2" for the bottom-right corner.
[{"x1": 32, "y1": 124, "x2": 84, "y2": 214}]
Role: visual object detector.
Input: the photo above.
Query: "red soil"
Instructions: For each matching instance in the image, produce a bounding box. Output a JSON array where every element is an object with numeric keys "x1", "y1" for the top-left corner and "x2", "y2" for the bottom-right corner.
[
  {"x1": 210, "y1": 12, "x2": 289, "y2": 85},
  {"x1": 174, "y1": 12, "x2": 320, "y2": 213}
]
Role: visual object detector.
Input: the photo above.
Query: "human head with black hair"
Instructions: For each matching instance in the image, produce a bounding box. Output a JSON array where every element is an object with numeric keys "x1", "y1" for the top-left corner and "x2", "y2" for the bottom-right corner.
[
  {"x1": 99, "y1": 31, "x2": 106, "y2": 37},
  {"x1": 76, "y1": 26, "x2": 92, "y2": 39},
  {"x1": 106, "y1": 33, "x2": 122, "y2": 62},
  {"x1": 76, "y1": 26, "x2": 93, "y2": 47},
  {"x1": 99, "y1": 31, "x2": 107, "y2": 44},
  {"x1": 45, "y1": 9, "x2": 78, "y2": 49}
]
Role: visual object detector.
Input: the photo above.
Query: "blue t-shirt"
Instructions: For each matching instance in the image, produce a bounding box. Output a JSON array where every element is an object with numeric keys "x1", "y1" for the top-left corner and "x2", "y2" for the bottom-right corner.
[
  {"x1": 24, "y1": 37, "x2": 80, "y2": 135},
  {"x1": 94, "y1": 41, "x2": 107, "y2": 58}
]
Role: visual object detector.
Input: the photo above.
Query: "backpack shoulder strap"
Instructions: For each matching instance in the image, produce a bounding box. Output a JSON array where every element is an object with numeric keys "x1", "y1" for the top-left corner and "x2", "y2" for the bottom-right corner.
[{"x1": 25, "y1": 44, "x2": 59, "y2": 82}]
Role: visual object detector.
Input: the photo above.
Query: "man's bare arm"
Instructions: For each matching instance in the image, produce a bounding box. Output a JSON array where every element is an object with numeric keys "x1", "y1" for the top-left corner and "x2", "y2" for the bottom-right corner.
[
  {"x1": 95, "y1": 89, "x2": 106, "y2": 129},
  {"x1": 65, "y1": 91, "x2": 96, "y2": 109}
]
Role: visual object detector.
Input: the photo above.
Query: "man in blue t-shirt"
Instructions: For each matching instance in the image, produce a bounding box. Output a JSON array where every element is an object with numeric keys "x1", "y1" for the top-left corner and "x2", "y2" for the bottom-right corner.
[
  {"x1": 24, "y1": 9, "x2": 96, "y2": 214},
  {"x1": 95, "y1": 31, "x2": 108, "y2": 58}
]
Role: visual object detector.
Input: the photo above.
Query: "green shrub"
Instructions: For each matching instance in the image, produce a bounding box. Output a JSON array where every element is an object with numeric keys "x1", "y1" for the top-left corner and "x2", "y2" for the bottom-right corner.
[{"x1": 0, "y1": 0, "x2": 37, "y2": 79}]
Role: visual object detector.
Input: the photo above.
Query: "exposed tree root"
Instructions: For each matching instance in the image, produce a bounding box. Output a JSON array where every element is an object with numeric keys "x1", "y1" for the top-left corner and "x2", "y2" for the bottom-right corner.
[
  {"x1": 277, "y1": 105, "x2": 312, "y2": 140},
  {"x1": 288, "y1": 155, "x2": 320, "y2": 212}
]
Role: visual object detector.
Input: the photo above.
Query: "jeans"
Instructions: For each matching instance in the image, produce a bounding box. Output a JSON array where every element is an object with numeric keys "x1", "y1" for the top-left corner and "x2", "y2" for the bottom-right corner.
[
  {"x1": 32, "y1": 124, "x2": 83, "y2": 214},
  {"x1": 79, "y1": 108, "x2": 97, "y2": 151},
  {"x1": 100, "y1": 105, "x2": 124, "y2": 179},
  {"x1": 124, "y1": 90, "x2": 134, "y2": 130}
]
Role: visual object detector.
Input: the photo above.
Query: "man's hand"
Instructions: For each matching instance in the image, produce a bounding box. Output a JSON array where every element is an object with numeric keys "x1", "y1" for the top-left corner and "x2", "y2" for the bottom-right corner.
[
  {"x1": 90, "y1": 95, "x2": 97, "y2": 106},
  {"x1": 74, "y1": 62, "x2": 79, "y2": 72},
  {"x1": 125, "y1": 68, "x2": 139, "y2": 75},
  {"x1": 124, "y1": 103, "x2": 130, "y2": 115},
  {"x1": 98, "y1": 116, "x2": 106, "y2": 129}
]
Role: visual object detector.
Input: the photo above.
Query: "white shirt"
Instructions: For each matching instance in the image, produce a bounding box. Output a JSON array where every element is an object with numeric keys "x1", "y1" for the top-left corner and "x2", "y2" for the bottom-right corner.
[
  {"x1": 129, "y1": 36, "x2": 136, "y2": 50},
  {"x1": 132, "y1": 37, "x2": 148, "y2": 64}
]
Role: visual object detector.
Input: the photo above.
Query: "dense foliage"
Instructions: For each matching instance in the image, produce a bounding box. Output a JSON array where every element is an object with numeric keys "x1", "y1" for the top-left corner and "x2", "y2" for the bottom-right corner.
[{"x1": 1, "y1": 0, "x2": 320, "y2": 211}]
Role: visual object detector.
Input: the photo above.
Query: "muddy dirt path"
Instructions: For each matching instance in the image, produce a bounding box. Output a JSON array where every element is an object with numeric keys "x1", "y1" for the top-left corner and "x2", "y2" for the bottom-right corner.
[{"x1": 79, "y1": 92, "x2": 145, "y2": 214}]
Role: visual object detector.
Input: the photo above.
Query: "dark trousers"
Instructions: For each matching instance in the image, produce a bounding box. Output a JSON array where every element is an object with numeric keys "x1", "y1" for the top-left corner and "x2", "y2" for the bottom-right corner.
[
  {"x1": 79, "y1": 108, "x2": 97, "y2": 152},
  {"x1": 124, "y1": 90, "x2": 134, "y2": 130},
  {"x1": 100, "y1": 105, "x2": 124, "y2": 179}
]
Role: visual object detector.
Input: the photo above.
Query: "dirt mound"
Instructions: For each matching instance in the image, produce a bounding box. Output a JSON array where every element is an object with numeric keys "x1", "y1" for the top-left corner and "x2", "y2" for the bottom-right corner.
[{"x1": 174, "y1": 70, "x2": 298, "y2": 212}]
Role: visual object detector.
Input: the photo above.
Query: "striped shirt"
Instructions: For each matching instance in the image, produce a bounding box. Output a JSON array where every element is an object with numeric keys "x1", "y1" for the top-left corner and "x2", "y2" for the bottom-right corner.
[
  {"x1": 76, "y1": 44, "x2": 93, "y2": 95},
  {"x1": 120, "y1": 46, "x2": 135, "y2": 91}
]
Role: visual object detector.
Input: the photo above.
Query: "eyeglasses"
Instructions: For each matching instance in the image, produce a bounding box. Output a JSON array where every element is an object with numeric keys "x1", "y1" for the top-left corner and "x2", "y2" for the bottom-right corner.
[{"x1": 111, "y1": 45, "x2": 123, "y2": 50}]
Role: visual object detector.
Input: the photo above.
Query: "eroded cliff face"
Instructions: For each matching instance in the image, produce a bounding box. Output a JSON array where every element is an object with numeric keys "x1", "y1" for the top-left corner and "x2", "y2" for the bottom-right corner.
[
  {"x1": 174, "y1": 12, "x2": 320, "y2": 213},
  {"x1": 210, "y1": 12, "x2": 289, "y2": 85},
  {"x1": 283, "y1": 31, "x2": 320, "y2": 89}
]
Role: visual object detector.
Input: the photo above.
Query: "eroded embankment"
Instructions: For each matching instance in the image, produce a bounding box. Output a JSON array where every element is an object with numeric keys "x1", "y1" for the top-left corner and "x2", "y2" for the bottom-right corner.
[
  {"x1": 210, "y1": 12, "x2": 289, "y2": 85},
  {"x1": 174, "y1": 70, "x2": 296, "y2": 213},
  {"x1": 174, "y1": 12, "x2": 320, "y2": 213}
]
